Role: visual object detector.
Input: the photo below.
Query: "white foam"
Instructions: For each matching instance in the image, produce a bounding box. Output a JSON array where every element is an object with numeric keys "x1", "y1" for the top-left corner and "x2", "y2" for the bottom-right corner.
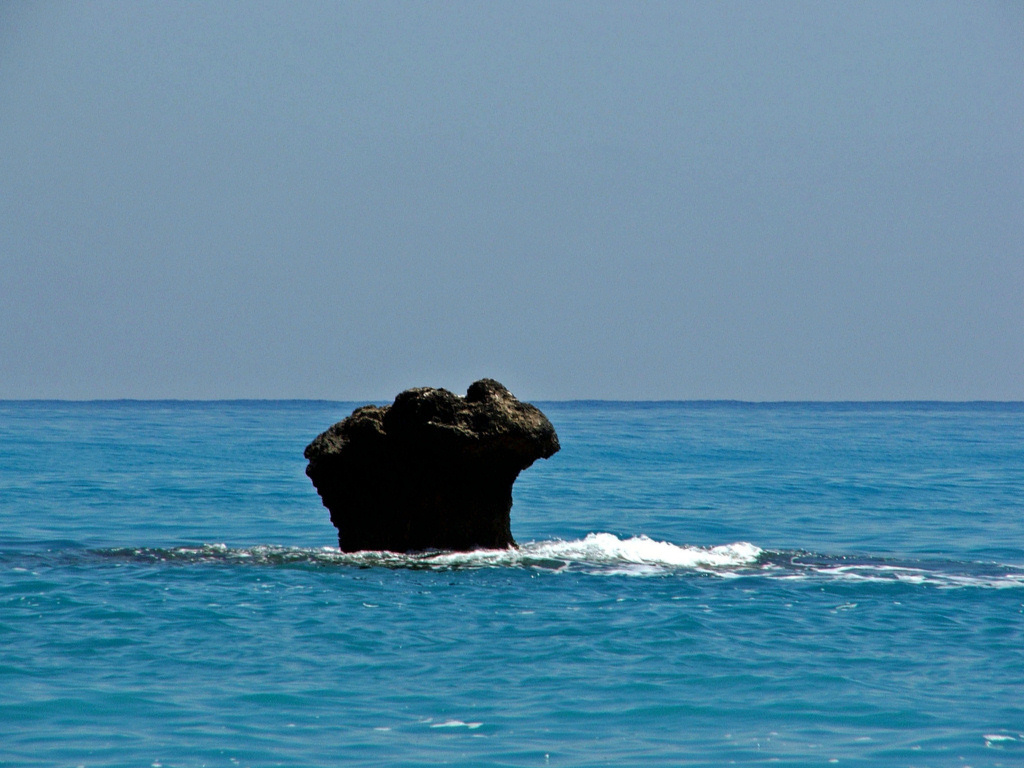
[
  {"x1": 795, "y1": 563, "x2": 1024, "y2": 590},
  {"x1": 95, "y1": 540, "x2": 1024, "y2": 588},
  {"x1": 157, "y1": 533, "x2": 760, "y2": 574},
  {"x1": 395, "y1": 533, "x2": 762, "y2": 574},
  {"x1": 984, "y1": 733, "x2": 1022, "y2": 749},
  {"x1": 430, "y1": 720, "x2": 482, "y2": 729},
  {"x1": 524, "y1": 533, "x2": 762, "y2": 569}
]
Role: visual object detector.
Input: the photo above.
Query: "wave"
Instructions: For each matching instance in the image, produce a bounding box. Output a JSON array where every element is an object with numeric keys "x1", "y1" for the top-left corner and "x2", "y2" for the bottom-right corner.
[
  {"x1": 767, "y1": 552, "x2": 1024, "y2": 590},
  {"x1": 82, "y1": 533, "x2": 1024, "y2": 588},
  {"x1": 92, "y1": 534, "x2": 762, "y2": 575}
]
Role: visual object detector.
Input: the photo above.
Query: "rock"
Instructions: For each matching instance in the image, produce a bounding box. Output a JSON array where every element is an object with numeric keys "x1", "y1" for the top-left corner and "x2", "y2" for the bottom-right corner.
[{"x1": 304, "y1": 379, "x2": 560, "y2": 552}]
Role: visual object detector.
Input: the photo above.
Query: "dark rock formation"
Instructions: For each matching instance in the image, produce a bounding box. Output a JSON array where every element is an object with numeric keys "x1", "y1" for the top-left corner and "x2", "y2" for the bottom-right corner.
[{"x1": 304, "y1": 379, "x2": 560, "y2": 552}]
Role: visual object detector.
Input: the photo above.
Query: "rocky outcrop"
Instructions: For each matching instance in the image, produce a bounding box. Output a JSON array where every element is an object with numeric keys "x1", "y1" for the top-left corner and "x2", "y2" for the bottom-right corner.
[{"x1": 304, "y1": 379, "x2": 559, "y2": 552}]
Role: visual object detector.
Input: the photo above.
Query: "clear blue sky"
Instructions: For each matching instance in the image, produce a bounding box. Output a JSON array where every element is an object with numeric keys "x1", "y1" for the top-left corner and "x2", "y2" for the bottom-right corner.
[{"x1": 1, "y1": 1, "x2": 1021, "y2": 400}]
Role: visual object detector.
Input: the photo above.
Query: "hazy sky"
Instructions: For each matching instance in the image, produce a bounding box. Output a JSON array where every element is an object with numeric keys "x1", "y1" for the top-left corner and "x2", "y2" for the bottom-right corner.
[{"x1": 2, "y1": 1, "x2": 1021, "y2": 400}]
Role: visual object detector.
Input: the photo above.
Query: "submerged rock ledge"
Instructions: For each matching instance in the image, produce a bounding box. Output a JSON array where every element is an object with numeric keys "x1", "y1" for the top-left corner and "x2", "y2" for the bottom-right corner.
[{"x1": 304, "y1": 379, "x2": 559, "y2": 553}]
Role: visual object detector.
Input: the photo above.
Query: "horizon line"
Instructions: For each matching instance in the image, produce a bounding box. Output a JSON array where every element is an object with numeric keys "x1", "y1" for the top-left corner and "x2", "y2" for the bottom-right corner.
[{"x1": 2, "y1": 397, "x2": 1022, "y2": 406}]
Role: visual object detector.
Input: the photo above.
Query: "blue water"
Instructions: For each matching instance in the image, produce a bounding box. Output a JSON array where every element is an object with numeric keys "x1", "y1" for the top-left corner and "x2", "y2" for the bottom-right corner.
[{"x1": 2, "y1": 401, "x2": 1022, "y2": 767}]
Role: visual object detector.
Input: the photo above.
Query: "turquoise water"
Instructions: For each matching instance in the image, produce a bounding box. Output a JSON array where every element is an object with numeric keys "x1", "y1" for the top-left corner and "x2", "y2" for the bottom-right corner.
[{"x1": 2, "y1": 401, "x2": 1022, "y2": 766}]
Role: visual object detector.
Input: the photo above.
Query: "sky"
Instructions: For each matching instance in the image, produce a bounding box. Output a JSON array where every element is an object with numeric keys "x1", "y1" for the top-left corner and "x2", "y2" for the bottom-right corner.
[{"x1": 1, "y1": 1, "x2": 1021, "y2": 401}]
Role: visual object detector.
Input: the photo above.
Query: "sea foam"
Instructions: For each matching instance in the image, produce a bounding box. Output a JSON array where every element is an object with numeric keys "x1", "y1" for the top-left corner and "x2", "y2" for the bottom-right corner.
[
  {"x1": 95, "y1": 533, "x2": 762, "y2": 575},
  {"x1": 87, "y1": 538, "x2": 1024, "y2": 588}
]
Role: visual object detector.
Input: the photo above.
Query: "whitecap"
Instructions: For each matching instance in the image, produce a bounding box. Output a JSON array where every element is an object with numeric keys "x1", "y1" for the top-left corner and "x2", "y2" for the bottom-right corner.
[
  {"x1": 791, "y1": 561, "x2": 1024, "y2": 590},
  {"x1": 88, "y1": 539, "x2": 1024, "y2": 587},
  {"x1": 984, "y1": 734, "x2": 1015, "y2": 742},
  {"x1": 430, "y1": 720, "x2": 482, "y2": 729},
  {"x1": 89, "y1": 536, "x2": 760, "y2": 575},
  {"x1": 520, "y1": 533, "x2": 762, "y2": 572}
]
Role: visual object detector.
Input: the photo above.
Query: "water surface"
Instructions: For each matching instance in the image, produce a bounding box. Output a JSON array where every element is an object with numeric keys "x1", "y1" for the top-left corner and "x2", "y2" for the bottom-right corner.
[{"x1": 2, "y1": 401, "x2": 1022, "y2": 766}]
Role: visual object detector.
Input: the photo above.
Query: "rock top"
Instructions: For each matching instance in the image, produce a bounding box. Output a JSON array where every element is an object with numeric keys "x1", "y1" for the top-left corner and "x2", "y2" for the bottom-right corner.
[{"x1": 304, "y1": 379, "x2": 559, "y2": 552}]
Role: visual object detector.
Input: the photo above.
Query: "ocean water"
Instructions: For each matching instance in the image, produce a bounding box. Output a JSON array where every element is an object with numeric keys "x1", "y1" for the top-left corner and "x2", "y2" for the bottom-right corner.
[{"x1": 1, "y1": 400, "x2": 1022, "y2": 767}]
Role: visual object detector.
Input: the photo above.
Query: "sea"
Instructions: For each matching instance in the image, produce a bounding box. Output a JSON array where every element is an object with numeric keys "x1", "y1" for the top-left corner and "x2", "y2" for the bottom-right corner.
[{"x1": 1, "y1": 400, "x2": 1022, "y2": 767}]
